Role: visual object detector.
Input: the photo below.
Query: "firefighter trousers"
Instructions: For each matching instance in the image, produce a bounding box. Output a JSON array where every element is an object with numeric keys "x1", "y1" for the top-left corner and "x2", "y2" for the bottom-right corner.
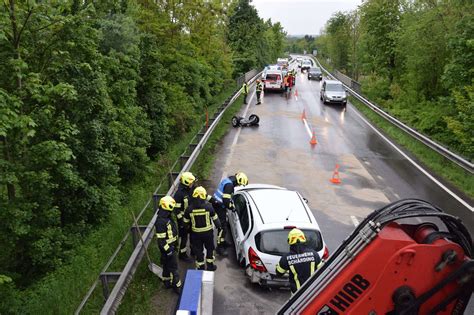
[
  {"x1": 190, "y1": 230, "x2": 215, "y2": 270},
  {"x1": 215, "y1": 206, "x2": 228, "y2": 246},
  {"x1": 178, "y1": 220, "x2": 189, "y2": 255},
  {"x1": 159, "y1": 247, "x2": 181, "y2": 288}
]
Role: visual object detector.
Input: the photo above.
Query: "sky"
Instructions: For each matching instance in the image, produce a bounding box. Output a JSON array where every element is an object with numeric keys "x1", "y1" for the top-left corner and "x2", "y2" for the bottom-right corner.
[{"x1": 252, "y1": 0, "x2": 362, "y2": 35}]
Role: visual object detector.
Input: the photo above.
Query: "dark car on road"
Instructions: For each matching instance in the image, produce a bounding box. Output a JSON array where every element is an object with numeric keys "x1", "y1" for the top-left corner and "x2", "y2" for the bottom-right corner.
[{"x1": 307, "y1": 67, "x2": 322, "y2": 80}]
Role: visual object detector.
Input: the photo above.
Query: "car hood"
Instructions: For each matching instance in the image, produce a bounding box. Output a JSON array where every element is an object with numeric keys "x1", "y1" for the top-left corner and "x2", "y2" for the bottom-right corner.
[{"x1": 326, "y1": 91, "x2": 346, "y2": 97}]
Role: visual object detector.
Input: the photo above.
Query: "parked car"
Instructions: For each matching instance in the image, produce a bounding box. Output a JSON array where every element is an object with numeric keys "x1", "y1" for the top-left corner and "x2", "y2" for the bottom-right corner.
[
  {"x1": 262, "y1": 69, "x2": 284, "y2": 92},
  {"x1": 228, "y1": 184, "x2": 329, "y2": 288},
  {"x1": 320, "y1": 79, "x2": 347, "y2": 105},
  {"x1": 301, "y1": 59, "x2": 312, "y2": 71},
  {"x1": 307, "y1": 67, "x2": 323, "y2": 80},
  {"x1": 277, "y1": 58, "x2": 289, "y2": 69}
]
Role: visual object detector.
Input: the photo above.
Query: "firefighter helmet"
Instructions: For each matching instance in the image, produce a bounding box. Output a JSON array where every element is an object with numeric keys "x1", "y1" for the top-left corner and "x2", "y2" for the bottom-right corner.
[
  {"x1": 235, "y1": 172, "x2": 248, "y2": 186},
  {"x1": 192, "y1": 186, "x2": 207, "y2": 200},
  {"x1": 288, "y1": 228, "x2": 306, "y2": 245},
  {"x1": 159, "y1": 195, "x2": 176, "y2": 211},
  {"x1": 180, "y1": 172, "x2": 196, "y2": 187}
]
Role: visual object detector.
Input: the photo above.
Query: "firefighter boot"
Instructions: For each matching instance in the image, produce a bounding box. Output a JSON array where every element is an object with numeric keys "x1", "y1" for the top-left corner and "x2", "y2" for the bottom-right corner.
[
  {"x1": 179, "y1": 252, "x2": 192, "y2": 262},
  {"x1": 216, "y1": 244, "x2": 228, "y2": 256},
  {"x1": 207, "y1": 263, "x2": 217, "y2": 271}
]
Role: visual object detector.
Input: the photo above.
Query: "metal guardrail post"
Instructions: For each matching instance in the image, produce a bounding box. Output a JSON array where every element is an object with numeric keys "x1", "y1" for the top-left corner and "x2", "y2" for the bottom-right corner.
[
  {"x1": 130, "y1": 226, "x2": 148, "y2": 248},
  {"x1": 99, "y1": 272, "x2": 122, "y2": 301}
]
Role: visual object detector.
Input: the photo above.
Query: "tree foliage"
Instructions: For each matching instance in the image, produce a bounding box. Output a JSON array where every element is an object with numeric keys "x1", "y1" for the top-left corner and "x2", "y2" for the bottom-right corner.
[
  {"x1": 0, "y1": 0, "x2": 283, "y2": 308},
  {"x1": 304, "y1": 0, "x2": 473, "y2": 159}
]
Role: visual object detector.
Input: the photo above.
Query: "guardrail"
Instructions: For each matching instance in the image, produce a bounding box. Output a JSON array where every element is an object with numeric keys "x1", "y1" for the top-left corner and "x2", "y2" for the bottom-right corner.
[
  {"x1": 75, "y1": 69, "x2": 261, "y2": 314},
  {"x1": 311, "y1": 57, "x2": 473, "y2": 175}
]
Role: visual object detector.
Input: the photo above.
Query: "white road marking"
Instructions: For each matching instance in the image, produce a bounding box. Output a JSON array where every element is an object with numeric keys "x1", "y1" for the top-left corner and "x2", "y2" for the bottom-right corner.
[
  {"x1": 350, "y1": 215, "x2": 360, "y2": 227},
  {"x1": 349, "y1": 106, "x2": 474, "y2": 211},
  {"x1": 376, "y1": 175, "x2": 383, "y2": 180},
  {"x1": 221, "y1": 89, "x2": 257, "y2": 179},
  {"x1": 394, "y1": 193, "x2": 400, "y2": 199},
  {"x1": 302, "y1": 118, "x2": 313, "y2": 139}
]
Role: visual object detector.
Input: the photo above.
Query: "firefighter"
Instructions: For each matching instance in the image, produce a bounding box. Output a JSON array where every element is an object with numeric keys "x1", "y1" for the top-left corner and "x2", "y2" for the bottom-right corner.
[
  {"x1": 256, "y1": 79, "x2": 263, "y2": 105},
  {"x1": 212, "y1": 172, "x2": 248, "y2": 255},
  {"x1": 173, "y1": 171, "x2": 196, "y2": 261},
  {"x1": 183, "y1": 186, "x2": 222, "y2": 271},
  {"x1": 154, "y1": 196, "x2": 182, "y2": 293},
  {"x1": 241, "y1": 81, "x2": 249, "y2": 104},
  {"x1": 276, "y1": 228, "x2": 322, "y2": 294}
]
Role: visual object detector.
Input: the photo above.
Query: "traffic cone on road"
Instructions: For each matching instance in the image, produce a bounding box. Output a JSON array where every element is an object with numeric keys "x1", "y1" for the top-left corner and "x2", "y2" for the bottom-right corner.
[
  {"x1": 310, "y1": 130, "x2": 317, "y2": 145},
  {"x1": 330, "y1": 164, "x2": 342, "y2": 184},
  {"x1": 295, "y1": 89, "x2": 299, "y2": 97},
  {"x1": 301, "y1": 109, "x2": 306, "y2": 121}
]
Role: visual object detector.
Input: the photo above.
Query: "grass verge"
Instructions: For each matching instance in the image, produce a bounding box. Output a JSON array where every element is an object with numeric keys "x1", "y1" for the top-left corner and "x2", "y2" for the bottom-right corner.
[
  {"x1": 350, "y1": 96, "x2": 474, "y2": 198},
  {"x1": 17, "y1": 83, "x2": 239, "y2": 315}
]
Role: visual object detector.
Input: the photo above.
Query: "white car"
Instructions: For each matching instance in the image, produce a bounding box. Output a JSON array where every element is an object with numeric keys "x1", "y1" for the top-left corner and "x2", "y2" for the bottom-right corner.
[
  {"x1": 262, "y1": 68, "x2": 284, "y2": 92},
  {"x1": 227, "y1": 184, "x2": 329, "y2": 287}
]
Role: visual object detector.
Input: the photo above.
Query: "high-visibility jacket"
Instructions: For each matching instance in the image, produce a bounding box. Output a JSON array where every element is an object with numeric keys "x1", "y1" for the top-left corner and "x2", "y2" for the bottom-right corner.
[
  {"x1": 242, "y1": 82, "x2": 249, "y2": 94},
  {"x1": 154, "y1": 211, "x2": 178, "y2": 253},
  {"x1": 256, "y1": 82, "x2": 263, "y2": 92},
  {"x1": 183, "y1": 199, "x2": 221, "y2": 233},
  {"x1": 173, "y1": 183, "x2": 192, "y2": 221},
  {"x1": 276, "y1": 245, "x2": 322, "y2": 293},
  {"x1": 213, "y1": 177, "x2": 234, "y2": 208}
]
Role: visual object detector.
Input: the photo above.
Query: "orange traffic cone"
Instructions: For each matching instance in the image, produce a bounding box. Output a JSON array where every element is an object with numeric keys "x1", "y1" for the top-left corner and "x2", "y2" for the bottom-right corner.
[
  {"x1": 310, "y1": 130, "x2": 317, "y2": 145},
  {"x1": 301, "y1": 109, "x2": 306, "y2": 120},
  {"x1": 295, "y1": 89, "x2": 299, "y2": 97},
  {"x1": 330, "y1": 164, "x2": 342, "y2": 184}
]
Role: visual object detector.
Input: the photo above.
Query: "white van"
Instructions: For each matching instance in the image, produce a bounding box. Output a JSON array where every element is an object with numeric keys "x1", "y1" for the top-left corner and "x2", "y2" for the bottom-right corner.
[{"x1": 263, "y1": 69, "x2": 284, "y2": 92}]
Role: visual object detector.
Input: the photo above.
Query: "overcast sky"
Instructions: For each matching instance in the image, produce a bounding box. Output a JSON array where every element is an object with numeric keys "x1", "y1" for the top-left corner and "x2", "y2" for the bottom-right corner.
[{"x1": 252, "y1": 0, "x2": 362, "y2": 35}]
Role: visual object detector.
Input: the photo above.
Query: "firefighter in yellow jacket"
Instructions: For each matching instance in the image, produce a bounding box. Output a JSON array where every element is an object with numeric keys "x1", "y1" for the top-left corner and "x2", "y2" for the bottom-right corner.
[
  {"x1": 183, "y1": 186, "x2": 222, "y2": 271},
  {"x1": 154, "y1": 196, "x2": 182, "y2": 293}
]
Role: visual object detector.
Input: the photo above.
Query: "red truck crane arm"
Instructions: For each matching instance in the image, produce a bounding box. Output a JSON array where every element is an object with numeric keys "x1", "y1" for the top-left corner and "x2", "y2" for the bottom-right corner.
[{"x1": 278, "y1": 199, "x2": 473, "y2": 315}]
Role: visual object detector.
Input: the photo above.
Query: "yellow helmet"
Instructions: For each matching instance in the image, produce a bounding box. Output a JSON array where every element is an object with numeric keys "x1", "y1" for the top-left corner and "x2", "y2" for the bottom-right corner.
[
  {"x1": 192, "y1": 186, "x2": 207, "y2": 200},
  {"x1": 288, "y1": 228, "x2": 306, "y2": 245},
  {"x1": 235, "y1": 172, "x2": 248, "y2": 186},
  {"x1": 180, "y1": 172, "x2": 196, "y2": 187},
  {"x1": 159, "y1": 195, "x2": 176, "y2": 211}
]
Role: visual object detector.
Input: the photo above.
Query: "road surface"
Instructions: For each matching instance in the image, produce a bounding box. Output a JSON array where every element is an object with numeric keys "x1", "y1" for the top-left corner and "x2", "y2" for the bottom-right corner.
[{"x1": 204, "y1": 61, "x2": 473, "y2": 314}]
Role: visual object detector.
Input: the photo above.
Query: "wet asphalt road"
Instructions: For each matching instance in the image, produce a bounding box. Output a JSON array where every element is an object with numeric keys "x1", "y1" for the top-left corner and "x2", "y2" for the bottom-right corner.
[{"x1": 202, "y1": 62, "x2": 473, "y2": 314}]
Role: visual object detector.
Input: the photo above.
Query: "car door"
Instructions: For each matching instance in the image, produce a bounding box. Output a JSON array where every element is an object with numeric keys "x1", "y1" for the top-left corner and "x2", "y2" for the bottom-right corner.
[{"x1": 230, "y1": 194, "x2": 251, "y2": 261}]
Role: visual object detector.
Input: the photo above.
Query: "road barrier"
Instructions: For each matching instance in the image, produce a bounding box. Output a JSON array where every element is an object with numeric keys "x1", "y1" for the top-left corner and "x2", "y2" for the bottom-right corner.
[
  {"x1": 310, "y1": 56, "x2": 473, "y2": 175},
  {"x1": 75, "y1": 69, "x2": 262, "y2": 314}
]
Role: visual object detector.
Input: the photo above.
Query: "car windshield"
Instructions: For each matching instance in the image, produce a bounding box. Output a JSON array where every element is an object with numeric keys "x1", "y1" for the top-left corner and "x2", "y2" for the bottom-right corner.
[
  {"x1": 303, "y1": 60, "x2": 311, "y2": 65},
  {"x1": 255, "y1": 229, "x2": 323, "y2": 256},
  {"x1": 326, "y1": 83, "x2": 344, "y2": 92},
  {"x1": 310, "y1": 68, "x2": 321, "y2": 73},
  {"x1": 266, "y1": 74, "x2": 281, "y2": 81}
]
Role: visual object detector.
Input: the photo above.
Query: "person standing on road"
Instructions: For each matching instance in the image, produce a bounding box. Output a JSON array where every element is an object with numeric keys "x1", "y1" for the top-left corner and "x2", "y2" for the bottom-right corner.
[
  {"x1": 154, "y1": 196, "x2": 182, "y2": 293},
  {"x1": 283, "y1": 74, "x2": 290, "y2": 99},
  {"x1": 184, "y1": 186, "x2": 222, "y2": 271},
  {"x1": 241, "y1": 81, "x2": 249, "y2": 104},
  {"x1": 212, "y1": 172, "x2": 249, "y2": 255},
  {"x1": 276, "y1": 228, "x2": 322, "y2": 294},
  {"x1": 173, "y1": 172, "x2": 196, "y2": 261},
  {"x1": 256, "y1": 79, "x2": 263, "y2": 105}
]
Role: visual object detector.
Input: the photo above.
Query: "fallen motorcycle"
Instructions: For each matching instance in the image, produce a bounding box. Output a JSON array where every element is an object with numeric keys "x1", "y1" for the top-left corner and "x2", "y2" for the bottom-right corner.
[{"x1": 231, "y1": 114, "x2": 260, "y2": 127}]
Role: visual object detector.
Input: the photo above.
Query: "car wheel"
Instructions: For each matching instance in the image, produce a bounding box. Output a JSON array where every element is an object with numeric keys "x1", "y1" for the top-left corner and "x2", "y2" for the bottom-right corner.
[
  {"x1": 248, "y1": 114, "x2": 259, "y2": 125},
  {"x1": 231, "y1": 116, "x2": 240, "y2": 127}
]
